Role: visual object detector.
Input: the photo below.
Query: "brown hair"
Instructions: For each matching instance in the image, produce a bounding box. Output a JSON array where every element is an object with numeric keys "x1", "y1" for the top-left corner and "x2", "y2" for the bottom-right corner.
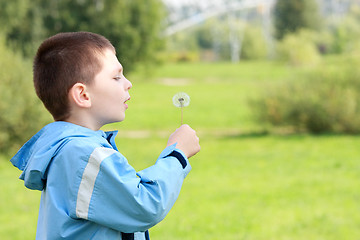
[{"x1": 33, "y1": 31, "x2": 115, "y2": 121}]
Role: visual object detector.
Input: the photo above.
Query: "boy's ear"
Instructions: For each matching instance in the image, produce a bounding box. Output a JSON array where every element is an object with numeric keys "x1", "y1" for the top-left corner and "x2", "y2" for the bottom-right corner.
[{"x1": 68, "y1": 83, "x2": 91, "y2": 108}]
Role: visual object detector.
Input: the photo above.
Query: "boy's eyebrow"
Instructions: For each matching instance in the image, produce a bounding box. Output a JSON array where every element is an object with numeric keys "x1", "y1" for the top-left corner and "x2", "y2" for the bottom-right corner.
[{"x1": 114, "y1": 65, "x2": 123, "y2": 75}]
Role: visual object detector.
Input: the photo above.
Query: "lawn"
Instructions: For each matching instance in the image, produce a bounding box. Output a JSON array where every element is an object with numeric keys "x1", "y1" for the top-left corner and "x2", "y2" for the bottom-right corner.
[{"x1": 1, "y1": 61, "x2": 359, "y2": 239}]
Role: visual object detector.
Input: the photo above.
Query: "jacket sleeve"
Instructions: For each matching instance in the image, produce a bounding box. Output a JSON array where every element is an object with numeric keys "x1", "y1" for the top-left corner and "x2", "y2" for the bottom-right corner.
[{"x1": 73, "y1": 143, "x2": 191, "y2": 233}]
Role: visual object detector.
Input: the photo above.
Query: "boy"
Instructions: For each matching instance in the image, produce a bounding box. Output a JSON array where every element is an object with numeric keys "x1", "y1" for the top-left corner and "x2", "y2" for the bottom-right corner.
[{"x1": 11, "y1": 32, "x2": 200, "y2": 240}]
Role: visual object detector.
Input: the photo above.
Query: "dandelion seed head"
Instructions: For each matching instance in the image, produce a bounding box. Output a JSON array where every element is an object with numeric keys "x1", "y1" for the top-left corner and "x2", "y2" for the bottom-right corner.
[{"x1": 172, "y1": 92, "x2": 190, "y2": 108}]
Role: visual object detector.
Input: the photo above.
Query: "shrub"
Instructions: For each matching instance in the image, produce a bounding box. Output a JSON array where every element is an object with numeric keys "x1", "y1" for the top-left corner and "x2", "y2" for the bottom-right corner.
[
  {"x1": 241, "y1": 25, "x2": 268, "y2": 60},
  {"x1": 328, "y1": 5, "x2": 360, "y2": 54},
  {"x1": 250, "y1": 56, "x2": 360, "y2": 134},
  {"x1": 0, "y1": 35, "x2": 50, "y2": 157},
  {"x1": 276, "y1": 29, "x2": 321, "y2": 66}
]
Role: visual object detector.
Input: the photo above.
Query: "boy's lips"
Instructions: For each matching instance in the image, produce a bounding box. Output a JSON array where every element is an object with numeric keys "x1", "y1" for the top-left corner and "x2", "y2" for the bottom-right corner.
[{"x1": 124, "y1": 97, "x2": 130, "y2": 109}]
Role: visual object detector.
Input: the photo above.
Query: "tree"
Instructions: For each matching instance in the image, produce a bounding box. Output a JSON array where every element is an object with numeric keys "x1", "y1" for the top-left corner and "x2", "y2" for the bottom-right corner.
[
  {"x1": 0, "y1": 0, "x2": 165, "y2": 72},
  {"x1": 274, "y1": 0, "x2": 321, "y2": 39},
  {"x1": 0, "y1": 0, "x2": 44, "y2": 56},
  {"x1": 0, "y1": 34, "x2": 51, "y2": 156}
]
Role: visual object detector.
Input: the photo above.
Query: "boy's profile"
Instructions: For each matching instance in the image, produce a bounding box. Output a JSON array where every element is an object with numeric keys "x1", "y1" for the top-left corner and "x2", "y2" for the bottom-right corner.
[{"x1": 11, "y1": 31, "x2": 200, "y2": 240}]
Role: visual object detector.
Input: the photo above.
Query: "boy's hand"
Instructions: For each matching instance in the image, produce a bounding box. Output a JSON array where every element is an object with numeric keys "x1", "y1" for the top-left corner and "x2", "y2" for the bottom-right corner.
[{"x1": 167, "y1": 124, "x2": 200, "y2": 158}]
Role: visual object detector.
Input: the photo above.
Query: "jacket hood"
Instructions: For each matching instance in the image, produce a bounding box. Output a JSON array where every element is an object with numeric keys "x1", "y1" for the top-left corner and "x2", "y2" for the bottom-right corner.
[{"x1": 10, "y1": 121, "x2": 117, "y2": 191}]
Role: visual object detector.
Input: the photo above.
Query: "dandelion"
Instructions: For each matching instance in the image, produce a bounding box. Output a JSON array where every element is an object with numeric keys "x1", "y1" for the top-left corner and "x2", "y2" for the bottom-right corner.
[{"x1": 172, "y1": 92, "x2": 190, "y2": 125}]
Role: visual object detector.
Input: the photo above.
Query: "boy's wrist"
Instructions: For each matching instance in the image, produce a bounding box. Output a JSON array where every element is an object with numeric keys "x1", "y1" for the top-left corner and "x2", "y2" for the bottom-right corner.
[
  {"x1": 158, "y1": 144, "x2": 191, "y2": 173},
  {"x1": 164, "y1": 150, "x2": 187, "y2": 169}
]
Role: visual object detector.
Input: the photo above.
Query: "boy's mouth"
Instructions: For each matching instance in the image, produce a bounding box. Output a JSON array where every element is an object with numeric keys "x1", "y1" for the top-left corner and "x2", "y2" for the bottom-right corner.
[{"x1": 124, "y1": 97, "x2": 130, "y2": 109}]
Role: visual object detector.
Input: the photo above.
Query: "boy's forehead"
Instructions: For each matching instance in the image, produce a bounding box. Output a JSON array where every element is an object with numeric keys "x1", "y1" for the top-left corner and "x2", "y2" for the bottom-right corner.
[{"x1": 99, "y1": 48, "x2": 123, "y2": 72}]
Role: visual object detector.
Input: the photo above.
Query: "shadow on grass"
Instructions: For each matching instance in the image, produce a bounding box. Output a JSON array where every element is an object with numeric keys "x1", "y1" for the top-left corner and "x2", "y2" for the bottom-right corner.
[
  {"x1": 219, "y1": 130, "x2": 270, "y2": 140},
  {"x1": 218, "y1": 129, "x2": 360, "y2": 140}
]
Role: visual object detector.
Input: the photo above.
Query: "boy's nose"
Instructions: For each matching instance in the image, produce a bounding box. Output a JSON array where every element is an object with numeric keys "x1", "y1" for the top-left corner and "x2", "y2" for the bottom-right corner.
[{"x1": 126, "y1": 79, "x2": 132, "y2": 90}]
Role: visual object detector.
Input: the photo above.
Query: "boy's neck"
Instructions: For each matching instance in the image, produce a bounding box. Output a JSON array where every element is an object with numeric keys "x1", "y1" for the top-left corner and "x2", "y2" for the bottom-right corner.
[{"x1": 64, "y1": 115, "x2": 102, "y2": 131}]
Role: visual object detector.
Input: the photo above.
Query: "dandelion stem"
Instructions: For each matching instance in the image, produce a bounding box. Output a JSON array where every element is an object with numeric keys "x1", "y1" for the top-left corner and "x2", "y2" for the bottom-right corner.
[
  {"x1": 181, "y1": 106, "x2": 183, "y2": 125},
  {"x1": 179, "y1": 98, "x2": 184, "y2": 125}
]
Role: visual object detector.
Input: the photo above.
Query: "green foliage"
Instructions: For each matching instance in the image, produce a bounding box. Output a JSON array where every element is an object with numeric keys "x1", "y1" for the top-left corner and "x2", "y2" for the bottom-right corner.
[
  {"x1": 195, "y1": 23, "x2": 213, "y2": 50},
  {"x1": 0, "y1": 35, "x2": 50, "y2": 156},
  {"x1": 0, "y1": 0, "x2": 165, "y2": 72},
  {"x1": 274, "y1": 0, "x2": 321, "y2": 39},
  {"x1": 327, "y1": 5, "x2": 360, "y2": 54},
  {"x1": 251, "y1": 56, "x2": 360, "y2": 134},
  {"x1": 164, "y1": 31, "x2": 200, "y2": 62},
  {"x1": 276, "y1": 29, "x2": 321, "y2": 66},
  {"x1": 0, "y1": 0, "x2": 46, "y2": 56},
  {"x1": 241, "y1": 25, "x2": 268, "y2": 60}
]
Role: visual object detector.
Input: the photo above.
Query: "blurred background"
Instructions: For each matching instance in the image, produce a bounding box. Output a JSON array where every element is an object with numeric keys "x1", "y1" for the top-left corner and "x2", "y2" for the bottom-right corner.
[{"x1": 1, "y1": 0, "x2": 360, "y2": 239}]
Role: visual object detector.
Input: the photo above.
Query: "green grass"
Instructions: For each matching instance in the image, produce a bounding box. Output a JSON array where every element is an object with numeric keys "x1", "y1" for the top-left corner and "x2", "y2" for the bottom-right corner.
[
  {"x1": 0, "y1": 160, "x2": 39, "y2": 239},
  {"x1": 1, "y1": 61, "x2": 360, "y2": 239},
  {"x1": 117, "y1": 134, "x2": 360, "y2": 240}
]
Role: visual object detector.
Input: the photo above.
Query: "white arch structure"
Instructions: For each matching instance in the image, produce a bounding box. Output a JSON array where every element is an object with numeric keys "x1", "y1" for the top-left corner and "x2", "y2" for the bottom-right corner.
[
  {"x1": 163, "y1": 0, "x2": 275, "y2": 36},
  {"x1": 162, "y1": 0, "x2": 276, "y2": 62}
]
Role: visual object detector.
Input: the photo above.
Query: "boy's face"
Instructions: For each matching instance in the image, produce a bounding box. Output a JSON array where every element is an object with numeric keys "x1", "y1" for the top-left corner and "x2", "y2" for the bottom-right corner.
[{"x1": 87, "y1": 48, "x2": 132, "y2": 127}]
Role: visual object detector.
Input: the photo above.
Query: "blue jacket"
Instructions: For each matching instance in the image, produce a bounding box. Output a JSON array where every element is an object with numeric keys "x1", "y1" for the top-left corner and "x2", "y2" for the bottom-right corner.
[{"x1": 11, "y1": 121, "x2": 191, "y2": 240}]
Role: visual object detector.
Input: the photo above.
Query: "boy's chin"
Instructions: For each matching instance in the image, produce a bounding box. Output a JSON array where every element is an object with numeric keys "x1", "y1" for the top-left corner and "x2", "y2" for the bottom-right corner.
[{"x1": 109, "y1": 116, "x2": 126, "y2": 124}]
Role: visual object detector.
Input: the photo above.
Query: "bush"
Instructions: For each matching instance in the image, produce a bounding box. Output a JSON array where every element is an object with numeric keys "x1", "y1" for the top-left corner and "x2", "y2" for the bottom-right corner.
[
  {"x1": 276, "y1": 29, "x2": 321, "y2": 66},
  {"x1": 241, "y1": 25, "x2": 268, "y2": 60},
  {"x1": 250, "y1": 56, "x2": 360, "y2": 134},
  {"x1": 328, "y1": 5, "x2": 360, "y2": 54},
  {"x1": 0, "y1": 35, "x2": 50, "y2": 157}
]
